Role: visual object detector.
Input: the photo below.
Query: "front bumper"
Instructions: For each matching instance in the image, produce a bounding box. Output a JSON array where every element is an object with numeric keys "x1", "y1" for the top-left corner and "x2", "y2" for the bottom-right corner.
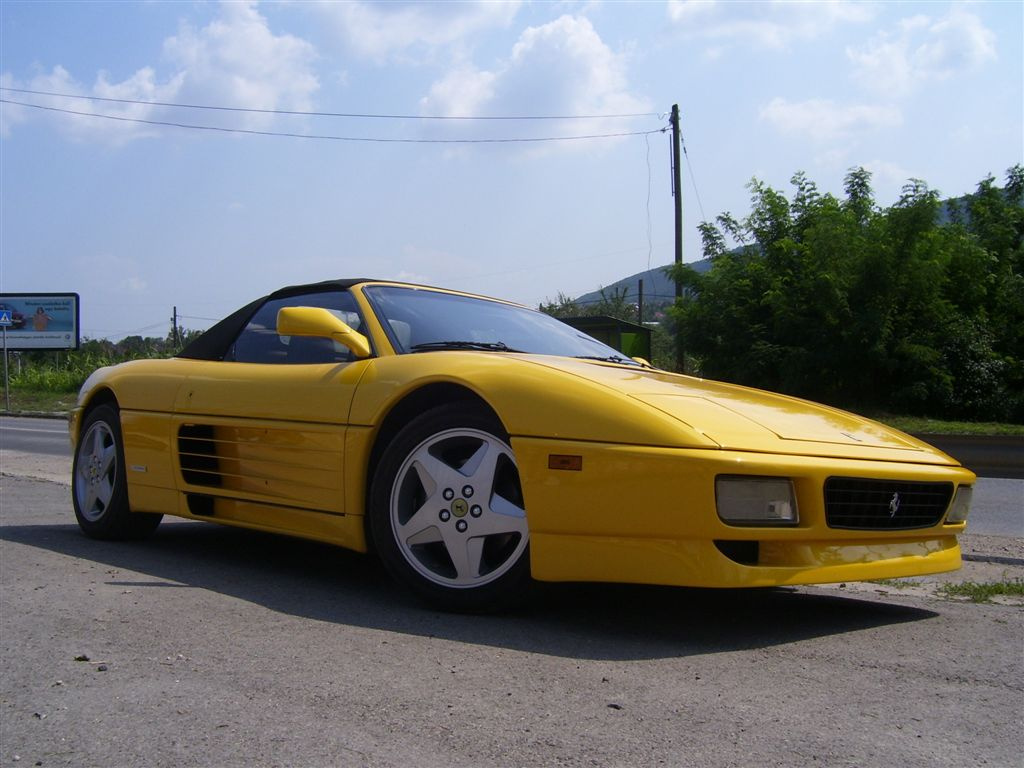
[{"x1": 512, "y1": 437, "x2": 973, "y2": 588}]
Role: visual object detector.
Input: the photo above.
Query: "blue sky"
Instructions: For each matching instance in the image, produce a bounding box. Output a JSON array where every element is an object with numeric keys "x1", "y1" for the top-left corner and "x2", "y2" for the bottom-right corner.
[{"x1": 1, "y1": 0, "x2": 1021, "y2": 341}]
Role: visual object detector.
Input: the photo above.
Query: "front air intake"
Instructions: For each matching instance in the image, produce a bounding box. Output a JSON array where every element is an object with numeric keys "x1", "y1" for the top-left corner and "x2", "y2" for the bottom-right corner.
[{"x1": 824, "y1": 478, "x2": 953, "y2": 530}]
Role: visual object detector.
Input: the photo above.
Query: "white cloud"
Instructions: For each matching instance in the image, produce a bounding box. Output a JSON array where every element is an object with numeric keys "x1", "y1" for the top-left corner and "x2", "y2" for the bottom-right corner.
[
  {"x1": 372, "y1": 246, "x2": 480, "y2": 289},
  {"x1": 423, "y1": 66, "x2": 498, "y2": 118},
  {"x1": 666, "y1": 0, "x2": 718, "y2": 25},
  {"x1": 863, "y1": 159, "x2": 917, "y2": 192},
  {"x1": 313, "y1": 1, "x2": 521, "y2": 62},
  {"x1": 0, "y1": 73, "x2": 31, "y2": 137},
  {"x1": 2, "y1": 1, "x2": 318, "y2": 144},
  {"x1": 667, "y1": 0, "x2": 874, "y2": 51},
  {"x1": 420, "y1": 15, "x2": 649, "y2": 145},
  {"x1": 73, "y1": 251, "x2": 149, "y2": 297},
  {"x1": 847, "y1": 7, "x2": 997, "y2": 96},
  {"x1": 163, "y1": 1, "x2": 318, "y2": 124},
  {"x1": 916, "y1": 8, "x2": 997, "y2": 75},
  {"x1": 120, "y1": 276, "x2": 149, "y2": 294},
  {"x1": 394, "y1": 269, "x2": 435, "y2": 285},
  {"x1": 759, "y1": 98, "x2": 902, "y2": 143},
  {"x1": 2, "y1": 65, "x2": 184, "y2": 144}
]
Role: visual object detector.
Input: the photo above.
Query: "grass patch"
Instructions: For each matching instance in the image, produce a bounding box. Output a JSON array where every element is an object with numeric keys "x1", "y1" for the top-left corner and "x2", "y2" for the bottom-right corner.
[
  {"x1": 870, "y1": 578, "x2": 921, "y2": 589},
  {"x1": 1, "y1": 389, "x2": 75, "y2": 414},
  {"x1": 875, "y1": 414, "x2": 1024, "y2": 437},
  {"x1": 939, "y1": 579, "x2": 1024, "y2": 603}
]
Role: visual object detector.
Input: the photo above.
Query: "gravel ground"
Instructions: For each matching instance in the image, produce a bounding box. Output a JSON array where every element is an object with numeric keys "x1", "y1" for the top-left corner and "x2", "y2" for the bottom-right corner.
[
  {"x1": 817, "y1": 532, "x2": 1024, "y2": 605},
  {"x1": 1, "y1": 452, "x2": 1021, "y2": 767}
]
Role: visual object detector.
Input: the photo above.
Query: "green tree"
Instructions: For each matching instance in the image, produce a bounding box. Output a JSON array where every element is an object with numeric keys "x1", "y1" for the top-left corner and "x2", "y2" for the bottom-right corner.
[
  {"x1": 667, "y1": 166, "x2": 1023, "y2": 421},
  {"x1": 538, "y1": 292, "x2": 586, "y2": 318}
]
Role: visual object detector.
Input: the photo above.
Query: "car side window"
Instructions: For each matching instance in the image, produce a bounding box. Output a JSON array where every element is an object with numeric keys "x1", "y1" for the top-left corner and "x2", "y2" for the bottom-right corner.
[{"x1": 227, "y1": 290, "x2": 364, "y2": 364}]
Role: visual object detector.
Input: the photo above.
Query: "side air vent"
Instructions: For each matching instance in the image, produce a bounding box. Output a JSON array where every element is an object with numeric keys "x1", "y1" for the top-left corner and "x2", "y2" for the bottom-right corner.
[
  {"x1": 175, "y1": 422, "x2": 344, "y2": 508},
  {"x1": 186, "y1": 494, "x2": 216, "y2": 516},
  {"x1": 178, "y1": 424, "x2": 222, "y2": 487}
]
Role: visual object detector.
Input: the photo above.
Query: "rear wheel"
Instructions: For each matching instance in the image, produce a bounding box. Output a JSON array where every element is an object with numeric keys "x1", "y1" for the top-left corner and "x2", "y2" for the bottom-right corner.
[
  {"x1": 370, "y1": 403, "x2": 530, "y2": 611},
  {"x1": 72, "y1": 403, "x2": 162, "y2": 539}
]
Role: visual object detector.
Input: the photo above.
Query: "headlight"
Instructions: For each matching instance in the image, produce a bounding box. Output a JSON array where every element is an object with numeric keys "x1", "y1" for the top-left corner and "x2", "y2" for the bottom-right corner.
[
  {"x1": 946, "y1": 486, "x2": 973, "y2": 524},
  {"x1": 716, "y1": 476, "x2": 798, "y2": 525}
]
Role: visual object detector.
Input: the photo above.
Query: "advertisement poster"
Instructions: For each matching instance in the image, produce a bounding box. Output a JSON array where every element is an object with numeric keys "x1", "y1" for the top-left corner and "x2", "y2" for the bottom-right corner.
[{"x1": 0, "y1": 293, "x2": 80, "y2": 350}]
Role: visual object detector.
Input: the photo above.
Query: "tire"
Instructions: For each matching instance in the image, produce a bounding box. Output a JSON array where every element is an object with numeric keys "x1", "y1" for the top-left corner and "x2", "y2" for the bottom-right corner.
[
  {"x1": 369, "y1": 403, "x2": 531, "y2": 612},
  {"x1": 72, "y1": 403, "x2": 162, "y2": 540}
]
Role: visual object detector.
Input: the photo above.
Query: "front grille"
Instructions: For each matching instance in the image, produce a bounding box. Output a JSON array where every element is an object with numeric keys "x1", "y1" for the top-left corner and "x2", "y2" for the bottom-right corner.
[{"x1": 824, "y1": 478, "x2": 953, "y2": 530}]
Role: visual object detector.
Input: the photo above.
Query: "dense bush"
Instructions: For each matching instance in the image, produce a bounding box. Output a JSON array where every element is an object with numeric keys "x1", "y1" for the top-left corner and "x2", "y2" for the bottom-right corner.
[
  {"x1": 8, "y1": 330, "x2": 199, "y2": 394},
  {"x1": 668, "y1": 166, "x2": 1023, "y2": 422}
]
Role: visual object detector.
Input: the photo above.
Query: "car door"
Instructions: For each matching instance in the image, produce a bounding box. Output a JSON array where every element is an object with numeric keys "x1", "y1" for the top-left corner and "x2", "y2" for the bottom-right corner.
[{"x1": 170, "y1": 289, "x2": 371, "y2": 524}]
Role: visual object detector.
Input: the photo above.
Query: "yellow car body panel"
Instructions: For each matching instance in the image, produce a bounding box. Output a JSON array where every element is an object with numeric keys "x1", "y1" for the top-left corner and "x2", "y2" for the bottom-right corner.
[
  {"x1": 512, "y1": 437, "x2": 968, "y2": 585},
  {"x1": 70, "y1": 280, "x2": 975, "y2": 593}
]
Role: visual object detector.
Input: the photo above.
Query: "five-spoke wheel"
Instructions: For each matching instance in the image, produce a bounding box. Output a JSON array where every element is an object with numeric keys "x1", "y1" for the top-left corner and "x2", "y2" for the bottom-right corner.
[
  {"x1": 370, "y1": 404, "x2": 530, "y2": 611},
  {"x1": 72, "y1": 403, "x2": 162, "y2": 539}
]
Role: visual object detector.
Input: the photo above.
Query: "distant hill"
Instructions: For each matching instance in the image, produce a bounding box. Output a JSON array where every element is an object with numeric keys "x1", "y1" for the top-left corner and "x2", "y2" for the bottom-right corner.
[
  {"x1": 575, "y1": 259, "x2": 712, "y2": 308},
  {"x1": 573, "y1": 182, "x2": 1019, "y2": 311},
  {"x1": 575, "y1": 189, "x2": 1003, "y2": 309}
]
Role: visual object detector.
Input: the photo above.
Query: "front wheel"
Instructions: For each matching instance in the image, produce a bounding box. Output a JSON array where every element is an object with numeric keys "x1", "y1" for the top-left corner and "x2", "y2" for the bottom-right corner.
[
  {"x1": 72, "y1": 403, "x2": 162, "y2": 540},
  {"x1": 369, "y1": 404, "x2": 531, "y2": 612}
]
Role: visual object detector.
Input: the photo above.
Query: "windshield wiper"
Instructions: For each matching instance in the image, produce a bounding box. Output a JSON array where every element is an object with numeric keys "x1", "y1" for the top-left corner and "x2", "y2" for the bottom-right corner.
[
  {"x1": 410, "y1": 340, "x2": 526, "y2": 353},
  {"x1": 573, "y1": 354, "x2": 640, "y2": 366}
]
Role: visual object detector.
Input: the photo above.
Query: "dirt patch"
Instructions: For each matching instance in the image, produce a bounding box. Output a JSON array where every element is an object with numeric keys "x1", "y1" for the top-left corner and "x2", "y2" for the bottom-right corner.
[
  {"x1": 0, "y1": 449, "x2": 71, "y2": 485},
  {"x1": 814, "y1": 533, "x2": 1024, "y2": 605}
]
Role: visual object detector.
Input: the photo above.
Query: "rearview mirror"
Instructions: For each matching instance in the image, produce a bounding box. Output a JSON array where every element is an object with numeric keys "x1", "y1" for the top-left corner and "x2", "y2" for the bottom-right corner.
[{"x1": 276, "y1": 307, "x2": 372, "y2": 359}]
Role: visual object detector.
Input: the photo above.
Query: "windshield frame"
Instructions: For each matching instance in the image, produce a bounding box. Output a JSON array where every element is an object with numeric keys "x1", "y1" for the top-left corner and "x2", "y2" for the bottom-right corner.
[{"x1": 362, "y1": 284, "x2": 639, "y2": 365}]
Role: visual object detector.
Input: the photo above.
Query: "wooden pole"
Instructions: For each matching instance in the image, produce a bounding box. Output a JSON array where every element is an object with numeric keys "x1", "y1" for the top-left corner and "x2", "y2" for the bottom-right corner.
[
  {"x1": 670, "y1": 104, "x2": 685, "y2": 372},
  {"x1": 670, "y1": 104, "x2": 683, "y2": 299}
]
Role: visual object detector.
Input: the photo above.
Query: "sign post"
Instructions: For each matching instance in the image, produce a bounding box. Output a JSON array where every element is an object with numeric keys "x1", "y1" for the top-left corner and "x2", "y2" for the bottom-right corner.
[{"x1": 0, "y1": 309, "x2": 12, "y2": 412}]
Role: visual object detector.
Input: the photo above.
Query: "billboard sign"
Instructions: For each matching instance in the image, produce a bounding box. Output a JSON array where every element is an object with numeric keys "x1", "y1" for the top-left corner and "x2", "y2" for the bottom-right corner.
[{"x1": 0, "y1": 293, "x2": 80, "y2": 350}]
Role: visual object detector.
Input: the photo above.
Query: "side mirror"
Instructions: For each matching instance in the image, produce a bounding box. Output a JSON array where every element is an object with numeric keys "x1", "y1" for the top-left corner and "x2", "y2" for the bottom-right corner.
[{"x1": 276, "y1": 307, "x2": 372, "y2": 359}]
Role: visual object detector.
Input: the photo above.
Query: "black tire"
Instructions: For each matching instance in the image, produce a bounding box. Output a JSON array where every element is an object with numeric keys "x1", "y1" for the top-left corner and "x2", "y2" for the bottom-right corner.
[
  {"x1": 72, "y1": 403, "x2": 162, "y2": 540},
  {"x1": 369, "y1": 403, "x2": 531, "y2": 612}
]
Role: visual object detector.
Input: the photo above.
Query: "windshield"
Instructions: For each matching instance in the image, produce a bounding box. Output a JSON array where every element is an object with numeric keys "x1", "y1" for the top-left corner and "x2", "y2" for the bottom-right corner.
[{"x1": 363, "y1": 285, "x2": 639, "y2": 365}]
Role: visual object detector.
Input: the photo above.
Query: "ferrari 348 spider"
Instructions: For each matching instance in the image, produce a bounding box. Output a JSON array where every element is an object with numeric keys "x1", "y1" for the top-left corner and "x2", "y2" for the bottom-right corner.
[{"x1": 70, "y1": 279, "x2": 974, "y2": 610}]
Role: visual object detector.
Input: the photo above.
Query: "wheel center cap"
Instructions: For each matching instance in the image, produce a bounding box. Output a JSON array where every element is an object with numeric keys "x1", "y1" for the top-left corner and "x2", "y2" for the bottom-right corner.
[{"x1": 451, "y1": 499, "x2": 469, "y2": 518}]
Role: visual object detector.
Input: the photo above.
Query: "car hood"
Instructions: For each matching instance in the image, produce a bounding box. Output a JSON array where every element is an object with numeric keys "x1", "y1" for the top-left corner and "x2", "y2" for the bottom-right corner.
[{"x1": 525, "y1": 356, "x2": 956, "y2": 464}]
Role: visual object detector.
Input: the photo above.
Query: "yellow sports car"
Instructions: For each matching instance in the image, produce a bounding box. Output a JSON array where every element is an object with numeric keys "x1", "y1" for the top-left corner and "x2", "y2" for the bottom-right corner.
[{"x1": 70, "y1": 279, "x2": 974, "y2": 610}]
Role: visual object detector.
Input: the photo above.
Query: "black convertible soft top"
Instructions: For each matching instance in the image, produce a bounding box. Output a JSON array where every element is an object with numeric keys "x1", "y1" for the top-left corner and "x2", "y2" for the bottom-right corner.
[{"x1": 177, "y1": 279, "x2": 371, "y2": 361}]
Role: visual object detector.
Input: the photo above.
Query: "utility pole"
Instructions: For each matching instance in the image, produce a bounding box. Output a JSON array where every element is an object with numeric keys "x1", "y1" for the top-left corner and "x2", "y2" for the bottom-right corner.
[
  {"x1": 670, "y1": 104, "x2": 685, "y2": 373},
  {"x1": 172, "y1": 306, "x2": 181, "y2": 347},
  {"x1": 670, "y1": 104, "x2": 683, "y2": 300},
  {"x1": 2, "y1": 326, "x2": 8, "y2": 413}
]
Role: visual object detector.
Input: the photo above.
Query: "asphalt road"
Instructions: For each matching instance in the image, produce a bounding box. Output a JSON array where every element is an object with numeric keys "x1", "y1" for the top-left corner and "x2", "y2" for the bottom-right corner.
[
  {"x1": 0, "y1": 415, "x2": 69, "y2": 456},
  {"x1": 1, "y1": 417, "x2": 1023, "y2": 767}
]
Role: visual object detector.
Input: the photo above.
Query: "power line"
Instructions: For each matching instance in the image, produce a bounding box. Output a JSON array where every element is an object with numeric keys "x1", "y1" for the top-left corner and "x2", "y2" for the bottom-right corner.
[
  {"x1": 681, "y1": 131, "x2": 708, "y2": 224},
  {"x1": 178, "y1": 314, "x2": 219, "y2": 322},
  {"x1": 644, "y1": 131, "x2": 654, "y2": 272},
  {"x1": 1, "y1": 98, "x2": 668, "y2": 144},
  {"x1": 91, "y1": 321, "x2": 168, "y2": 339},
  {"x1": 0, "y1": 86, "x2": 659, "y2": 121}
]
